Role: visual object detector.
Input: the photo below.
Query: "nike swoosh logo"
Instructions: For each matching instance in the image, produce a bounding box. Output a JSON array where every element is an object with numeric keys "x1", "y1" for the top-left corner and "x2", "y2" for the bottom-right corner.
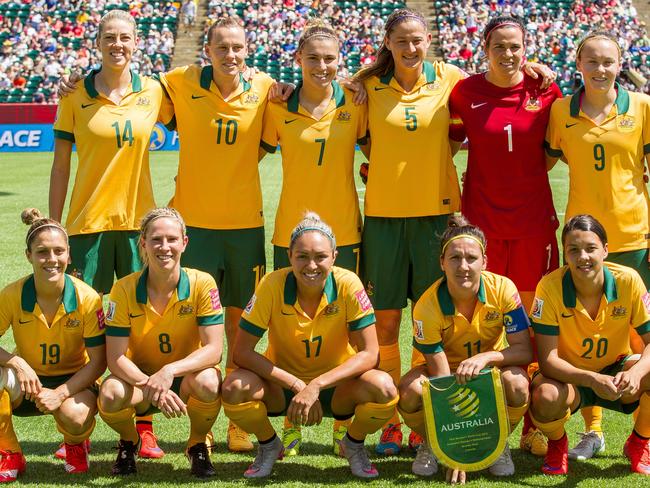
[
  {"x1": 471, "y1": 102, "x2": 487, "y2": 109},
  {"x1": 18, "y1": 319, "x2": 31, "y2": 324},
  {"x1": 129, "y1": 313, "x2": 144, "y2": 318},
  {"x1": 561, "y1": 313, "x2": 574, "y2": 318},
  {"x1": 442, "y1": 325, "x2": 453, "y2": 331},
  {"x1": 191, "y1": 94, "x2": 206, "y2": 99},
  {"x1": 374, "y1": 87, "x2": 387, "y2": 91},
  {"x1": 281, "y1": 311, "x2": 294, "y2": 315},
  {"x1": 81, "y1": 103, "x2": 96, "y2": 109},
  {"x1": 565, "y1": 123, "x2": 578, "y2": 128},
  {"x1": 284, "y1": 119, "x2": 297, "y2": 124}
]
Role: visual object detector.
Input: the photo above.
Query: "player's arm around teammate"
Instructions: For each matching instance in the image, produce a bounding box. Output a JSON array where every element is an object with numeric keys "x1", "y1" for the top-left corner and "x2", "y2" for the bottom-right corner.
[
  {"x1": 98, "y1": 208, "x2": 224, "y2": 478},
  {"x1": 398, "y1": 216, "x2": 532, "y2": 483},
  {"x1": 0, "y1": 209, "x2": 107, "y2": 481},
  {"x1": 529, "y1": 215, "x2": 650, "y2": 476},
  {"x1": 222, "y1": 213, "x2": 397, "y2": 479}
]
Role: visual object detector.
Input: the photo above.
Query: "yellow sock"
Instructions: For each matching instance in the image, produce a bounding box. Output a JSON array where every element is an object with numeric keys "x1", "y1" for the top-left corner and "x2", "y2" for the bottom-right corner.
[
  {"x1": 223, "y1": 400, "x2": 275, "y2": 441},
  {"x1": 333, "y1": 418, "x2": 351, "y2": 431},
  {"x1": 135, "y1": 414, "x2": 154, "y2": 426},
  {"x1": 634, "y1": 393, "x2": 650, "y2": 438},
  {"x1": 530, "y1": 409, "x2": 570, "y2": 441},
  {"x1": 0, "y1": 391, "x2": 19, "y2": 452},
  {"x1": 378, "y1": 344, "x2": 401, "y2": 427},
  {"x1": 507, "y1": 403, "x2": 528, "y2": 433},
  {"x1": 349, "y1": 397, "x2": 399, "y2": 440},
  {"x1": 581, "y1": 406, "x2": 603, "y2": 433},
  {"x1": 634, "y1": 407, "x2": 639, "y2": 422},
  {"x1": 187, "y1": 397, "x2": 221, "y2": 447},
  {"x1": 397, "y1": 406, "x2": 425, "y2": 437},
  {"x1": 57, "y1": 418, "x2": 96, "y2": 445},
  {"x1": 98, "y1": 403, "x2": 138, "y2": 443}
]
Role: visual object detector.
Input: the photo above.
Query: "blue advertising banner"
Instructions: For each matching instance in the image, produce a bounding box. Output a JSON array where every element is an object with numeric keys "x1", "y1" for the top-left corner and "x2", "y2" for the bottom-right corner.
[{"x1": 0, "y1": 123, "x2": 179, "y2": 152}]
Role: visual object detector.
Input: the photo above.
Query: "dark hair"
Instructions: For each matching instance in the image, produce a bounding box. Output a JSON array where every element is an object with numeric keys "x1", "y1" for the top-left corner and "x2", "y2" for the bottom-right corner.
[
  {"x1": 482, "y1": 15, "x2": 526, "y2": 48},
  {"x1": 439, "y1": 214, "x2": 486, "y2": 257},
  {"x1": 561, "y1": 214, "x2": 608, "y2": 247},
  {"x1": 355, "y1": 8, "x2": 427, "y2": 82},
  {"x1": 207, "y1": 16, "x2": 244, "y2": 44},
  {"x1": 21, "y1": 208, "x2": 68, "y2": 251}
]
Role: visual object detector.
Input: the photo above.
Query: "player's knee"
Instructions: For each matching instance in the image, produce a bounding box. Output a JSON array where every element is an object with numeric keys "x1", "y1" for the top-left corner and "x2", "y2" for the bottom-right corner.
[
  {"x1": 503, "y1": 372, "x2": 530, "y2": 406},
  {"x1": 98, "y1": 377, "x2": 128, "y2": 412},
  {"x1": 398, "y1": 379, "x2": 423, "y2": 413},
  {"x1": 531, "y1": 381, "x2": 564, "y2": 416},
  {"x1": 189, "y1": 368, "x2": 221, "y2": 402},
  {"x1": 369, "y1": 370, "x2": 398, "y2": 403},
  {"x1": 58, "y1": 405, "x2": 92, "y2": 433},
  {"x1": 221, "y1": 372, "x2": 255, "y2": 404}
]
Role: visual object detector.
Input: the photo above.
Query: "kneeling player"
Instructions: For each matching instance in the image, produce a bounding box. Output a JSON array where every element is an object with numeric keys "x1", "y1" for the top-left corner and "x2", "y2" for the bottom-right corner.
[
  {"x1": 530, "y1": 215, "x2": 650, "y2": 475},
  {"x1": 398, "y1": 216, "x2": 533, "y2": 483},
  {"x1": 222, "y1": 213, "x2": 398, "y2": 479},
  {"x1": 0, "y1": 209, "x2": 106, "y2": 480},
  {"x1": 99, "y1": 208, "x2": 224, "y2": 478}
]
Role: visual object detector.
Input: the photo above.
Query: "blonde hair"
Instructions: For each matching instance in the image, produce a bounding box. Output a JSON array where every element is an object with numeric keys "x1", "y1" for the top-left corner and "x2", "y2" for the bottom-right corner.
[
  {"x1": 139, "y1": 207, "x2": 186, "y2": 264},
  {"x1": 21, "y1": 208, "x2": 68, "y2": 251},
  {"x1": 98, "y1": 9, "x2": 137, "y2": 38},
  {"x1": 289, "y1": 212, "x2": 336, "y2": 251},
  {"x1": 576, "y1": 30, "x2": 621, "y2": 61},
  {"x1": 207, "y1": 15, "x2": 244, "y2": 43},
  {"x1": 297, "y1": 19, "x2": 339, "y2": 52}
]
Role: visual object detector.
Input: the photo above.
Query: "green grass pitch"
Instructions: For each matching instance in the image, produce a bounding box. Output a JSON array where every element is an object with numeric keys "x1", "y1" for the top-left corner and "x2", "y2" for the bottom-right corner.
[{"x1": 0, "y1": 150, "x2": 641, "y2": 486}]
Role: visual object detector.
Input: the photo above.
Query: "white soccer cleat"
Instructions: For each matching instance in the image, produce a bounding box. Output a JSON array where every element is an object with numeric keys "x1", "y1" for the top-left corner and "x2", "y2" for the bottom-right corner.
[
  {"x1": 569, "y1": 431, "x2": 605, "y2": 461},
  {"x1": 412, "y1": 443, "x2": 438, "y2": 476},
  {"x1": 489, "y1": 444, "x2": 515, "y2": 476}
]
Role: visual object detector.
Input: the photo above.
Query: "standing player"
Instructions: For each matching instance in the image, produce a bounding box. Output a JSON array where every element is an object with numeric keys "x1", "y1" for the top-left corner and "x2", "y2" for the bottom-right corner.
[
  {"x1": 222, "y1": 213, "x2": 398, "y2": 479},
  {"x1": 99, "y1": 208, "x2": 224, "y2": 478},
  {"x1": 545, "y1": 31, "x2": 650, "y2": 458},
  {"x1": 398, "y1": 216, "x2": 532, "y2": 481},
  {"x1": 0, "y1": 209, "x2": 106, "y2": 480},
  {"x1": 49, "y1": 9, "x2": 172, "y2": 459},
  {"x1": 260, "y1": 20, "x2": 368, "y2": 455},
  {"x1": 448, "y1": 15, "x2": 561, "y2": 458},
  {"x1": 529, "y1": 215, "x2": 650, "y2": 475}
]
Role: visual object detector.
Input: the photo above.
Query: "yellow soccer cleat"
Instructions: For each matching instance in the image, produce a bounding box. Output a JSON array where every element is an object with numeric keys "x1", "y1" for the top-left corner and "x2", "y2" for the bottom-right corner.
[{"x1": 227, "y1": 422, "x2": 254, "y2": 452}]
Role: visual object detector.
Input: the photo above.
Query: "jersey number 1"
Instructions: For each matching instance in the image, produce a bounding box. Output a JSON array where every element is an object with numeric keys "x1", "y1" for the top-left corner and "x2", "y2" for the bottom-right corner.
[{"x1": 503, "y1": 124, "x2": 513, "y2": 152}]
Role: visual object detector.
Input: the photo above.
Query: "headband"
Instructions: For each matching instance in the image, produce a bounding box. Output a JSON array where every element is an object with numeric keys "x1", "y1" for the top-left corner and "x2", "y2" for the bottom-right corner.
[
  {"x1": 484, "y1": 21, "x2": 524, "y2": 44},
  {"x1": 576, "y1": 34, "x2": 621, "y2": 60},
  {"x1": 298, "y1": 29, "x2": 339, "y2": 49},
  {"x1": 385, "y1": 13, "x2": 427, "y2": 32},
  {"x1": 26, "y1": 223, "x2": 68, "y2": 246},
  {"x1": 290, "y1": 226, "x2": 336, "y2": 248},
  {"x1": 441, "y1": 234, "x2": 486, "y2": 256}
]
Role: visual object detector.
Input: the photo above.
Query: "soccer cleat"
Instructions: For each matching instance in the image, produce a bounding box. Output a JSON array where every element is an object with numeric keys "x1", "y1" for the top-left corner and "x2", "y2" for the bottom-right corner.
[
  {"x1": 375, "y1": 423, "x2": 402, "y2": 456},
  {"x1": 489, "y1": 444, "x2": 515, "y2": 476},
  {"x1": 282, "y1": 426, "x2": 302, "y2": 457},
  {"x1": 244, "y1": 436, "x2": 284, "y2": 479},
  {"x1": 64, "y1": 442, "x2": 89, "y2": 474},
  {"x1": 111, "y1": 439, "x2": 138, "y2": 476},
  {"x1": 624, "y1": 432, "x2": 650, "y2": 475},
  {"x1": 412, "y1": 443, "x2": 437, "y2": 476},
  {"x1": 55, "y1": 439, "x2": 91, "y2": 460},
  {"x1": 541, "y1": 434, "x2": 568, "y2": 475},
  {"x1": 137, "y1": 425, "x2": 164, "y2": 459},
  {"x1": 205, "y1": 430, "x2": 215, "y2": 455},
  {"x1": 408, "y1": 431, "x2": 424, "y2": 451},
  {"x1": 520, "y1": 428, "x2": 548, "y2": 456},
  {"x1": 340, "y1": 435, "x2": 379, "y2": 478},
  {"x1": 0, "y1": 451, "x2": 25, "y2": 483},
  {"x1": 186, "y1": 442, "x2": 216, "y2": 478},
  {"x1": 332, "y1": 424, "x2": 347, "y2": 457},
  {"x1": 569, "y1": 431, "x2": 605, "y2": 461},
  {"x1": 227, "y1": 422, "x2": 254, "y2": 452},
  {"x1": 0, "y1": 368, "x2": 21, "y2": 403}
]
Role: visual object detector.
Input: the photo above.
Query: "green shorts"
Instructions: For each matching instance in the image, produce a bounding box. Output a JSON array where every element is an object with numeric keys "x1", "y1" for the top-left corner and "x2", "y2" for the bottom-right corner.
[
  {"x1": 69, "y1": 231, "x2": 142, "y2": 294},
  {"x1": 361, "y1": 215, "x2": 449, "y2": 309},
  {"x1": 608, "y1": 249, "x2": 650, "y2": 290},
  {"x1": 273, "y1": 243, "x2": 361, "y2": 275},
  {"x1": 13, "y1": 374, "x2": 99, "y2": 417},
  {"x1": 182, "y1": 226, "x2": 265, "y2": 309},
  {"x1": 267, "y1": 387, "x2": 353, "y2": 420},
  {"x1": 137, "y1": 376, "x2": 184, "y2": 416},
  {"x1": 576, "y1": 355, "x2": 639, "y2": 414}
]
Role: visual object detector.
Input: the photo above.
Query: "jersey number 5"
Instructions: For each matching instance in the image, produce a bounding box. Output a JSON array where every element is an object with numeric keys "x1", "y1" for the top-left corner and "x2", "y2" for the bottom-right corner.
[{"x1": 404, "y1": 107, "x2": 417, "y2": 131}]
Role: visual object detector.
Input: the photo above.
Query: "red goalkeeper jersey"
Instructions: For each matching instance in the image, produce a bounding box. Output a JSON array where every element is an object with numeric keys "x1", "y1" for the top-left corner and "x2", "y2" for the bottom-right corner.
[{"x1": 449, "y1": 73, "x2": 561, "y2": 239}]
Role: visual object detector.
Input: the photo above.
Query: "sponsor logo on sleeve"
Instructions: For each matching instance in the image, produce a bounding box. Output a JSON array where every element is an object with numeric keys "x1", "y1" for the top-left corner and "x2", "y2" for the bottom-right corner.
[
  {"x1": 531, "y1": 298, "x2": 544, "y2": 320},
  {"x1": 355, "y1": 289, "x2": 372, "y2": 312},
  {"x1": 106, "y1": 301, "x2": 116, "y2": 322},
  {"x1": 503, "y1": 314, "x2": 515, "y2": 333},
  {"x1": 413, "y1": 319, "x2": 425, "y2": 340},
  {"x1": 209, "y1": 288, "x2": 222, "y2": 311},
  {"x1": 244, "y1": 294, "x2": 257, "y2": 314},
  {"x1": 642, "y1": 292, "x2": 650, "y2": 313},
  {"x1": 96, "y1": 309, "x2": 106, "y2": 329}
]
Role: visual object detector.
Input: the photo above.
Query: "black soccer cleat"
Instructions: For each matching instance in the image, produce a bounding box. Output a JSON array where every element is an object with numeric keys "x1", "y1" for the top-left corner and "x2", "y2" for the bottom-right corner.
[
  {"x1": 187, "y1": 442, "x2": 216, "y2": 478},
  {"x1": 112, "y1": 439, "x2": 138, "y2": 475}
]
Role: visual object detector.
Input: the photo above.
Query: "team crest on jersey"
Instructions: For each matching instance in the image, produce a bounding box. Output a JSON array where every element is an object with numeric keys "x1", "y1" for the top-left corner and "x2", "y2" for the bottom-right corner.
[
  {"x1": 244, "y1": 93, "x2": 260, "y2": 104},
  {"x1": 64, "y1": 317, "x2": 80, "y2": 329},
  {"x1": 106, "y1": 301, "x2": 116, "y2": 321},
  {"x1": 524, "y1": 96, "x2": 542, "y2": 112},
  {"x1": 336, "y1": 111, "x2": 352, "y2": 122},
  {"x1": 209, "y1": 288, "x2": 222, "y2": 311},
  {"x1": 355, "y1": 289, "x2": 372, "y2": 312},
  {"x1": 618, "y1": 115, "x2": 635, "y2": 130},
  {"x1": 136, "y1": 96, "x2": 151, "y2": 106},
  {"x1": 484, "y1": 311, "x2": 500, "y2": 322},
  {"x1": 96, "y1": 309, "x2": 106, "y2": 329},
  {"x1": 611, "y1": 306, "x2": 627, "y2": 319},
  {"x1": 424, "y1": 81, "x2": 440, "y2": 91},
  {"x1": 413, "y1": 319, "x2": 425, "y2": 340},
  {"x1": 642, "y1": 292, "x2": 650, "y2": 313},
  {"x1": 531, "y1": 298, "x2": 544, "y2": 319},
  {"x1": 244, "y1": 294, "x2": 257, "y2": 314},
  {"x1": 178, "y1": 304, "x2": 194, "y2": 317},
  {"x1": 323, "y1": 303, "x2": 340, "y2": 316}
]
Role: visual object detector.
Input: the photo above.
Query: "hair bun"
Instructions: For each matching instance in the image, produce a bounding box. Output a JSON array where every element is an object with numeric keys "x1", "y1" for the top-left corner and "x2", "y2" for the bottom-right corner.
[
  {"x1": 21, "y1": 208, "x2": 43, "y2": 226},
  {"x1": 447, "y1": 214, "x2": 469, "y2": 229}
]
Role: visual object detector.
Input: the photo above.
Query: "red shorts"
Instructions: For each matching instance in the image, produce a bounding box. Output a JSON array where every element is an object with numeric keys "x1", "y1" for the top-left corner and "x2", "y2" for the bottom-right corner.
[{"x1": 486, "y1": 234, "x2": 559, "y2": 292}]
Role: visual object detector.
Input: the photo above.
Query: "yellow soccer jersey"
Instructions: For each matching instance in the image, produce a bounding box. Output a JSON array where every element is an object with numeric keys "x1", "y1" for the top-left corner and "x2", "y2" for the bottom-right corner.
[
  {"x1": 412, "y1": 271, "x2": 530, "y2": 371},
  {"x1": 53, "y1": 69, "x2": 169, "y2": 235},
  {"x1": 240, "y1": 266, "x2": 376, "y2": 383},
  {"x1": 0, "y1": 274, "x2": 105, "y2": 376},
  {"x1": 159, "y1": 66, "x2": 275, "y2": 230},
  {"x1": 545, "y1": 85, "x2": 650, "y2": 252},
  {"x1": 531, "y1": 262, "x2": 650, "y2": 372},
  {"x1": 261, "y1": 82, "x2": 367, "y2": 247},
  {"x1": 105, "y1": 267, "x2": 224, "y2": 375},
  {"x1": 363, "y1": 61, "x2": 463, "y2": 217}
]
